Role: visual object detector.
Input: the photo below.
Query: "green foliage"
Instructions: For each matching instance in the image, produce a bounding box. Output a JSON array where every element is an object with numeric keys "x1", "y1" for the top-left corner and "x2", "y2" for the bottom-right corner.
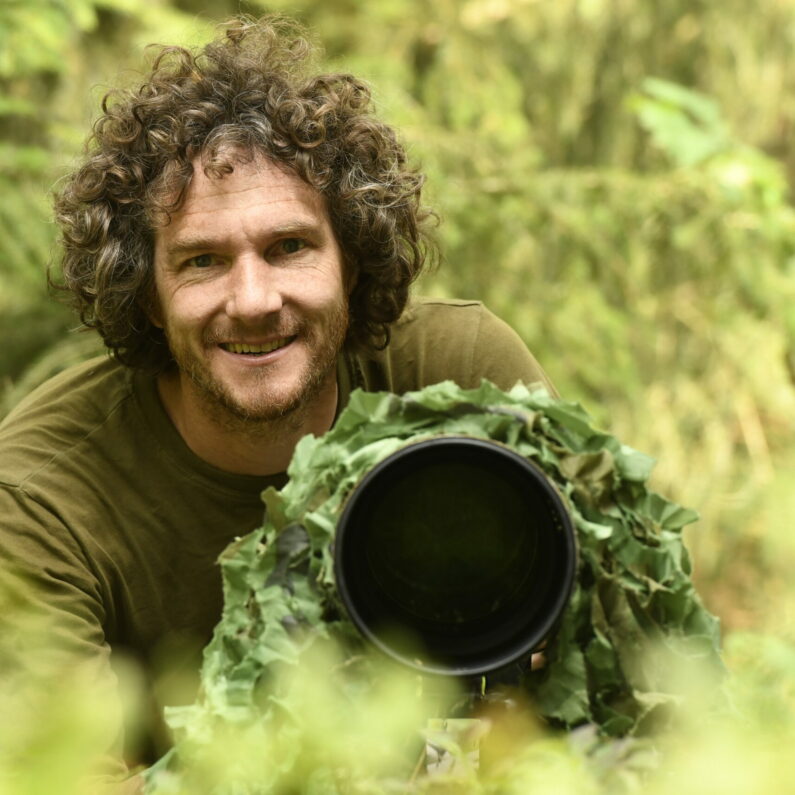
[{"x1": 630, "y1": 78, "x2": 733, "y2": 167}]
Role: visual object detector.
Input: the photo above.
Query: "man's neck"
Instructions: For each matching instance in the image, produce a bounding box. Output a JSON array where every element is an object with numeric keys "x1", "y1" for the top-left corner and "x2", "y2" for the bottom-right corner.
[{"x1": 156, "y1": 371, "x2": 338, "y2": 477}]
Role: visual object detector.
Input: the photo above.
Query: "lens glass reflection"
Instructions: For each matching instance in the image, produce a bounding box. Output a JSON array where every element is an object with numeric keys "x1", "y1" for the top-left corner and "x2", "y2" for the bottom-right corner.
[{"x1": 363, "y1": 455, "x2": 540, "y2": 628}]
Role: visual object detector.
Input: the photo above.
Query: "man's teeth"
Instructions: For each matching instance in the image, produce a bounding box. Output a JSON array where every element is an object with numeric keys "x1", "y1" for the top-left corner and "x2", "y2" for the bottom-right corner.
[{"x1": 223, "y1": 338, "x2": 290, "y2": 355}]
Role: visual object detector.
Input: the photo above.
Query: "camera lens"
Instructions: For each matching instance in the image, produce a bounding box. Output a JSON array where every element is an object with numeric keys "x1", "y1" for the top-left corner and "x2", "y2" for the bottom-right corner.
[{"x1": 334, "y1": 437, "x2": 576, "y2": 676}]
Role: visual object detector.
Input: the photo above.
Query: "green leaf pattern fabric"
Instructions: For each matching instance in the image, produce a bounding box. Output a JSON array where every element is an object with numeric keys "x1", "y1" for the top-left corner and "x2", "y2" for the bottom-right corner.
[{"x1": 156, "y1": 380, "x2": 721, "y2": 785}]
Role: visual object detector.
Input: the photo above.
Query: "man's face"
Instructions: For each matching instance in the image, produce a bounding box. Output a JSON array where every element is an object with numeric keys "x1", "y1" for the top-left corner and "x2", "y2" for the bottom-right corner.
[{"x1": 152, "y1": 154, "x2": 349, "y2": 425}]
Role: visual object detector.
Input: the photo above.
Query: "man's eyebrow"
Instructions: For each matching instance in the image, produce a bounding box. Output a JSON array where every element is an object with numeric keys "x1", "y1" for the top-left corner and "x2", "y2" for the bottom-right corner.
[
  {"x1": 163, "y1": 236, "x2": 218, "y2": 258},
  {"x1": 268, "y1": 221, "x2": 324, "y2": 238}
]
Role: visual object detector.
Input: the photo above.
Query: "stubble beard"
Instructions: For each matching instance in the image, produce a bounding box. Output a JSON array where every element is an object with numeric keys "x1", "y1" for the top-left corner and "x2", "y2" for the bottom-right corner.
[{"x1": 165, "y1": 300, "x2": 349, "y2": 436}]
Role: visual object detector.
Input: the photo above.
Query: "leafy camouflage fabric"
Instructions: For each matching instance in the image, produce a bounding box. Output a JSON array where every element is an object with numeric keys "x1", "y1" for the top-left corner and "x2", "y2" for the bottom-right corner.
[{"x1": 148, "y1": 380, "x2": 721, "y2": 790}]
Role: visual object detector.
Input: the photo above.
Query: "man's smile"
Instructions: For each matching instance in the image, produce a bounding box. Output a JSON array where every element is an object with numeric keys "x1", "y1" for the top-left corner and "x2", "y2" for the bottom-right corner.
[{"x1": 219, "y1": 337, "x2": 296, "y2": 355}]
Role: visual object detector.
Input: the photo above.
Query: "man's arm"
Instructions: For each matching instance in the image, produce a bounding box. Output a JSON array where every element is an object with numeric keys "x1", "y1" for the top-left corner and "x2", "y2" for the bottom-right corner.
[{"x1": 0, "y1": 484, "x2": 137, "y2": 788}]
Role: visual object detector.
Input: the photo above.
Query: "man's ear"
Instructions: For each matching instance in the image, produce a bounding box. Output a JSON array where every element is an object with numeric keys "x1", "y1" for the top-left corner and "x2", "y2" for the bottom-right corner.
[
  {"x1": 148, "y1": 306, "x2": 164, "y2": 329},
  {"x1": 344, "y1": 258, "x2": 359, "y2": 296},
  {"x1": 141, "y1": 282, "x2": 164, "y2": 329}
]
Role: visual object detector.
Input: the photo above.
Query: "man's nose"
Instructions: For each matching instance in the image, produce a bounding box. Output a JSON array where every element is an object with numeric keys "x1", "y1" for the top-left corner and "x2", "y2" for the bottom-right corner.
[{"x1": 225, "y1": 257, "x2": 283, "y2": 321}]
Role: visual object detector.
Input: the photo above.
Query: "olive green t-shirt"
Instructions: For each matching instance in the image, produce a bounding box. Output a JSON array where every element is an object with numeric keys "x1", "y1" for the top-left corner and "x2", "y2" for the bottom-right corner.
[{"x1": 0, "y1": 298, "x2": 553, "y2": 773}]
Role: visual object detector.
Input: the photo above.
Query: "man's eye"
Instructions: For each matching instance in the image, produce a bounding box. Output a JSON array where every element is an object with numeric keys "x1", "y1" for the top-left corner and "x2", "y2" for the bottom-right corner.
[
  {"x1": 278, "y1": 238, "x2": 306, "y2": 255},
  {"x1": 188, "y1": 254, "x2": 215, "y2": 269}
]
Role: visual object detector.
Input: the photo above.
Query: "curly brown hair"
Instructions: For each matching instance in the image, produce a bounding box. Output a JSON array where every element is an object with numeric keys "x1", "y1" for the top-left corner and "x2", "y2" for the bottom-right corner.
[{"x1": 53, "y1": 15, "x2": 436, "y2": 372}]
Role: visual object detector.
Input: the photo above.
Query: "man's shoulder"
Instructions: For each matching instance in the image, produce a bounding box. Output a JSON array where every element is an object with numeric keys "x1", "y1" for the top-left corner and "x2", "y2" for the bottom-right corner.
[
  {"x1": 393, "y1": 296, "x2": 486, "y2": 327},
  {"x1": 352, "y1": 296, "x2": 554, "y2": 396},
  {"x1": 3, "y1": 355, "x2": 134, "y2": 426},
  {"x1": 389, "y1": 296, "x2": 493, "y2": 351},
  {"x1": 0, "y1": 356, "x2": 138, "y2": 488}
]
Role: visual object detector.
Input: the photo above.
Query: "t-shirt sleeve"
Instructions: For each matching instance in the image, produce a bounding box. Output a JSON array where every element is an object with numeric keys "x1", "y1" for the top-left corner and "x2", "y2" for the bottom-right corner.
[
  {"x1": 364, "y1": 299, "x2": 559, "y2": 398},
  {"x1": 0, "y1": 484, "x2": 135, "y2": 786},
  {"x1": 468, "y1": 304, "x2": 557, "y2": 396}
]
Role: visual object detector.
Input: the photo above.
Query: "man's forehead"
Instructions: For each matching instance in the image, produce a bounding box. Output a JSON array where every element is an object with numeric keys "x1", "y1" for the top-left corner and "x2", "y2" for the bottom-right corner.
[{"x1": 154, "y1": 151, "x2": 326, "y2": 227}]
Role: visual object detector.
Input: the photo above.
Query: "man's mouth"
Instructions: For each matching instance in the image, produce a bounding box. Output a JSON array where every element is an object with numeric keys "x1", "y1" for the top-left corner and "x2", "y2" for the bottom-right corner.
[{"x1": 219, "y1": 337, "x2": 295, "y2": 355}]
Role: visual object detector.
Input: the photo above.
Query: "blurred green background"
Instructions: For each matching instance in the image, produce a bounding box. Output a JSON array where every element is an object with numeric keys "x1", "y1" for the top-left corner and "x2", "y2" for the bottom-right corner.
[{"x1": 2, "y1": 2, "x2": 795, "y2": 784}]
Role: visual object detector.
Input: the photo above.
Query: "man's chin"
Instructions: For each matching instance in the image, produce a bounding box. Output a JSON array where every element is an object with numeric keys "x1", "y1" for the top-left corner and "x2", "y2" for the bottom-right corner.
[
  {"x1": 202, "y1": 388, "x2": 311, "y2": 426},
  {"x1": 187, "y1": 365, "x2": 336, "y2": 428}
]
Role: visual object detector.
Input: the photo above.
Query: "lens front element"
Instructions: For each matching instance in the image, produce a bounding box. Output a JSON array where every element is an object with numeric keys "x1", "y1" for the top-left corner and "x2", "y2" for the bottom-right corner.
[{"x1": 334, "y1": 437, "x2": 577, "y2": 676}]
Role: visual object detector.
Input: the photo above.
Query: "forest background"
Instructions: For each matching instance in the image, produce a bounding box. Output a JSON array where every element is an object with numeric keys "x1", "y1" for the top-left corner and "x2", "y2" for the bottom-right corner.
[{"x1": 2, "y1": 0, "x2": 795, "y2": 791}]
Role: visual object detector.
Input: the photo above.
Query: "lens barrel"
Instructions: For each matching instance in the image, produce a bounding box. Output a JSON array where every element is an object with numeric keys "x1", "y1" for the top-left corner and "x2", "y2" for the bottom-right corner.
[{"x1": 333, "y1": 436, "x2": 577, "y2": 676}]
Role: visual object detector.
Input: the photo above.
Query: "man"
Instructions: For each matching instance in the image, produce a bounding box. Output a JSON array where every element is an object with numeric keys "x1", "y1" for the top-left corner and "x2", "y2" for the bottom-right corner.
[{"x1": 0, "y1": 15, "x2": 554, "y2": 784}]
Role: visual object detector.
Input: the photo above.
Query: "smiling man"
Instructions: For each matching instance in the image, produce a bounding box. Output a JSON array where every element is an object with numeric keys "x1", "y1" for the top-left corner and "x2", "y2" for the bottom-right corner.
[{"x1": 0, "y1": 15, "x2": 554, "y2": 786}]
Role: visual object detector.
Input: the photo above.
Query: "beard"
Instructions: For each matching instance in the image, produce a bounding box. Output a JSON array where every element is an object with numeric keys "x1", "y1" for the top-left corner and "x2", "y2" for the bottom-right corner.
[{"x1": 164, "y1": 299, "x2": 349, "y2": 432}]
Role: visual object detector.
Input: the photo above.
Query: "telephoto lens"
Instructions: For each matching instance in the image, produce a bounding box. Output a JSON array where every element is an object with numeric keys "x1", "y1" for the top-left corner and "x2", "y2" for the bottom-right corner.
[{"x1": 333, "y1": 436, "x2": 577, "y2": 677}]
